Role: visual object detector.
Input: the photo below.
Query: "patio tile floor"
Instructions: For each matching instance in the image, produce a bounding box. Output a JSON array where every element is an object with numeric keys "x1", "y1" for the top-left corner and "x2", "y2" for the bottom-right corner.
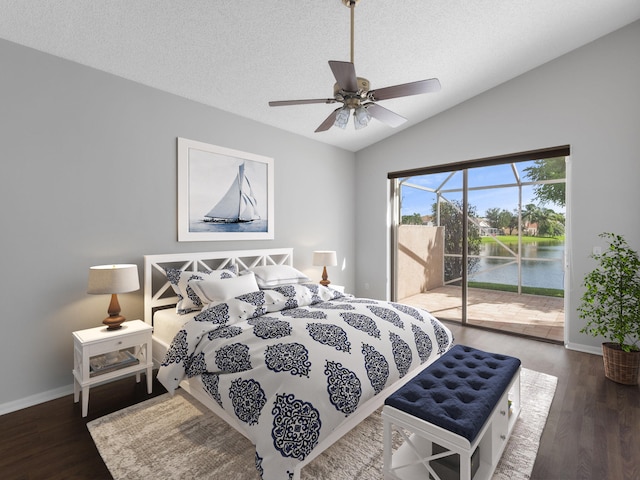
[{"x1": 401, "y1": 285, "x2": 564, "y2": 343}]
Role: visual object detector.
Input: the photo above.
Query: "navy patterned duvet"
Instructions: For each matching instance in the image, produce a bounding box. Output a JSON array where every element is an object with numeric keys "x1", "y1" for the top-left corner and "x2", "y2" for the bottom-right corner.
[{"x1": 157, "y1": 283, "x2": 453, "y2": 480}]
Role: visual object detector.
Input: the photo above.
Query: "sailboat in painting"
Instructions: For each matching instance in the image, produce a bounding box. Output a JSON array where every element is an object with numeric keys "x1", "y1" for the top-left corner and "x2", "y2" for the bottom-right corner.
[{"x1": 204, "y1": 162, "x2": 260, "y2": 223}]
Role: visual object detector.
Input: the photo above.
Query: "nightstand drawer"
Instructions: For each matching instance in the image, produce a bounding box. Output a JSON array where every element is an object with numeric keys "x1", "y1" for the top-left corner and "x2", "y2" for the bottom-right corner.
[{"x1": 84, "y1": 331, "x2": 150, "y2": 357}]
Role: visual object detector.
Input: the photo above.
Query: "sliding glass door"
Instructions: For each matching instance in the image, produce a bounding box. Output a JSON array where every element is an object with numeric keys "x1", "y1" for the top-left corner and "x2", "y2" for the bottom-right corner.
[{"x1": 390, "y1": 148, "x2": 567, "y2": 341}]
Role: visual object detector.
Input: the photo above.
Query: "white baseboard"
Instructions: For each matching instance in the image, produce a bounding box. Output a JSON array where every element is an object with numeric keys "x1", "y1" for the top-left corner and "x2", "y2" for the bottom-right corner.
[
  {"x1": 565, "y1": 342, "x2": 602, "y2": 356},
  {"x1": 0, "y1": 384, "x2": 74, "y2": 416}
]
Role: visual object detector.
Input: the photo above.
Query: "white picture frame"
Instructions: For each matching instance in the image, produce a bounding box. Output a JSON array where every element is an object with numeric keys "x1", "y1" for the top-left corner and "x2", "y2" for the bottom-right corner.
[{"x1": 177, "y1": 137, "x2": 274, "y2": 242}]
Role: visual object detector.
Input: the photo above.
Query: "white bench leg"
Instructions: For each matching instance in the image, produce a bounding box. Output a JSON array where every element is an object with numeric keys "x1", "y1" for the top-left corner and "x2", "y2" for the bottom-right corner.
[
  {"x1": 460, "y1": 453, "x2": 471, "y2": 480},
  {"x1": 383, "y1": 418, "x2": 392, "y2": 477}
]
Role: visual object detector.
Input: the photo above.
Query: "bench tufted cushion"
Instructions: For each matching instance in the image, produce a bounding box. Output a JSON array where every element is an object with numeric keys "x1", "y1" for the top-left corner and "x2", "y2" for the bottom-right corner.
[{"x1": 385, "y1": 344, "x2": 521, "y2": 442}]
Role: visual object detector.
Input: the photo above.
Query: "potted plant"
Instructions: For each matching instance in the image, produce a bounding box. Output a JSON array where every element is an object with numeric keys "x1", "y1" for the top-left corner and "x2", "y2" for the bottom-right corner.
[{"x1": 578, "y1": 232, "x2": 640, "y2": 385}]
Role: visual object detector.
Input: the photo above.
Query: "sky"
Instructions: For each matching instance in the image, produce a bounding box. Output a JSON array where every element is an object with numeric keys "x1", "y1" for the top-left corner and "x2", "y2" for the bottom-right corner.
[{"x1": 399, "y1": 160, "x2": 565, "y2": 218}]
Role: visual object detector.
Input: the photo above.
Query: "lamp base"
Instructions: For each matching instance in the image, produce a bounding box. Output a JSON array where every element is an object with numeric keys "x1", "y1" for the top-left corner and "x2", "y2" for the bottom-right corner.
[
  {"x1": 103, "y1": 315, "x2": 126, "y2": 330},
  {"x1": 320, "y1": 266, "x2": 331, "y2": 287}
]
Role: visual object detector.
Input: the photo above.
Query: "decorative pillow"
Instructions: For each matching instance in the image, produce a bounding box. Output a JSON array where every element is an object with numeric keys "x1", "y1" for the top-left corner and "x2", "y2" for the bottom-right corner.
[
  {"x1": 188, "y1": 272, "x2": 260, "y2": 305},
  {"x1": 242, "y1": 264, "x2": 310, "y2": 288},
  {"x1": 164, "y1": 266, "x2": 237, "y2": 314}
]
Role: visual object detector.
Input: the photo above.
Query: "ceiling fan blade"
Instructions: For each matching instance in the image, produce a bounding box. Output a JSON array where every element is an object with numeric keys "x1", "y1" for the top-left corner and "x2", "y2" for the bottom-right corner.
[
  {"x1": 366, "y1": 103, "x2": 407, "y2": 128},
  {"x1": 269, "y1": 98, "x2": 336, "y2": 107},
  {"x1": 370, "y1": 78, "x2": 441, "y2": 101},
  {"x1": 329, "y1": 60, "x2": 358, "y2": 92},
  {"x1": 315, "y1": 108, "x2": 341, "y2": 133}
]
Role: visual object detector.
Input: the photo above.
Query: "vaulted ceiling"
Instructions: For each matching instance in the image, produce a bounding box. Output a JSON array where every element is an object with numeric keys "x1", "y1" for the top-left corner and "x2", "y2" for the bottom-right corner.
[{"x1": 2, "y1": 1, "x2": 639, "y2": 151}]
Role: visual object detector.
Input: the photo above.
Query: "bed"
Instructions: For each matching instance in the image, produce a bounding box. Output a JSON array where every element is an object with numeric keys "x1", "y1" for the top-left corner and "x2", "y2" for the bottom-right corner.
[{"x1": 144, "y1": 248, "x2": 453, "y2": 480}]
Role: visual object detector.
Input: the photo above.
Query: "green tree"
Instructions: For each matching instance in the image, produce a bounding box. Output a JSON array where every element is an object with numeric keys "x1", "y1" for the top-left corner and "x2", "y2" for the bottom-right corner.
[
  {"x1": 537, "y1": 208, "x2": 565, "y2": 237},
  {"x1": 483, "y1": 207, "x2": 519, "y2": 235},
  {"x1": 522, "y1": 203, "x2": 542, "y2": 227},
  {"x1": 522, "y1": 157, "x2": 566, "y2": 207},
  {"x1": 401, "y1": 213, "x2": 424, "y2": 225},
  {"x1": 485, "y1": 207, "x2": 502, "y2": 229},
  {"x1": 433, "y1": 200, "x2": 481, "y2": 282},
  {"x1": 499, "y1": 209, "x2": 518, "y2": 235}
]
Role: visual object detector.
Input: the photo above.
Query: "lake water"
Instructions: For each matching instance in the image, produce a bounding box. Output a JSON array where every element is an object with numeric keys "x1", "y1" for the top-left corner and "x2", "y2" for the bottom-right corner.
[{"x1": 468, "y1": 240, "x2": 565, "y2": 290}]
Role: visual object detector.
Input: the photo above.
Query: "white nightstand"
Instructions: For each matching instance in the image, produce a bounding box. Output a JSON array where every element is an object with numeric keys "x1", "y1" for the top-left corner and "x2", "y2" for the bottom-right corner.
[{"x1": 72, "y1": 319, "x2": 153, "y2": 417}]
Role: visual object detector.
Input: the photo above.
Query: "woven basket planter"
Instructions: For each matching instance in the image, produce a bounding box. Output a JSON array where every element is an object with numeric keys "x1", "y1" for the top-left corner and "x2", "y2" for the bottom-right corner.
[{"x1": 602, "y1": 342, "x2": 640, "y2": 385}]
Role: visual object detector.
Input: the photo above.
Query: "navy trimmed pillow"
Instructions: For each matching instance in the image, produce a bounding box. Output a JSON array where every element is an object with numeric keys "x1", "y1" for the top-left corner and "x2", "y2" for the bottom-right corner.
[{"x1": 164, "y1": 266, "x2": 237, "y2": 314}]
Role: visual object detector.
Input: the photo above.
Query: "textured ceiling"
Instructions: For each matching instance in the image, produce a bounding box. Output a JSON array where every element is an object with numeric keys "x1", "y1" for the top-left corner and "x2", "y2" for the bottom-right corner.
[{"x1": 1, "y1": 1, "x2": 639, "y2": 151}]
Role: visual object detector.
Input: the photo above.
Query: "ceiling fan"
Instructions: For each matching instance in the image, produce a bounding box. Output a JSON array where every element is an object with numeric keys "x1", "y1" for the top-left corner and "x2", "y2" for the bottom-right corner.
[{"x1": 268, "y1": 0, "x2": 441, "y2": 133}]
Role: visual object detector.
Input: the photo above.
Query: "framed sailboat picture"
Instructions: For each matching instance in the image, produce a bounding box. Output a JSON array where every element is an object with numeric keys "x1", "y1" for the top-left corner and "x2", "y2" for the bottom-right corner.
[{"x1": 177, "y1": 138, "x2": 274, "y2": 241}]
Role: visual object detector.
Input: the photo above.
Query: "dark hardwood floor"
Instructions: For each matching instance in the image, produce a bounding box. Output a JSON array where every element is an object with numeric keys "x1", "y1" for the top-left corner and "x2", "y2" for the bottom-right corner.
[
  {"x1": 1, "y1": 324, "x2": 638, "y2": 480},
  {"x1": 0, "y1": 374, "x2": 167, "y2": 480}
]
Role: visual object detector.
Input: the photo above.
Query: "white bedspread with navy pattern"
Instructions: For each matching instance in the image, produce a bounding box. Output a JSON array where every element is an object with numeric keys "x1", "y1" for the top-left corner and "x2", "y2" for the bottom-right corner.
[{"x1": 157, "y1": 284, "x2": 453, "y2": 480}]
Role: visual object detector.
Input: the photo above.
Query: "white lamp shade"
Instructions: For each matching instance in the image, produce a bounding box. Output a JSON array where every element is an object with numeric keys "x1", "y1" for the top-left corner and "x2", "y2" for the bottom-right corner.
[
  {"x1": 87, "y1": 264, "x2": 140, "y2": 294},
  {"x1": 313, "y1": 251, "x2": 338, "y2": 267}
]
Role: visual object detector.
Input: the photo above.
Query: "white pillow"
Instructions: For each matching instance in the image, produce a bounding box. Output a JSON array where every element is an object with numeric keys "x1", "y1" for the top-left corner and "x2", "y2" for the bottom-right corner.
[
  {"x1": 188, "y1": 272, "x2": 260, "y2": 304},
  {"x1": 243, "y1": 265, "x2": 310, "y2": 288},
  {"x1": 164, "y1": 267, "x2": 237, "y2": 314}
]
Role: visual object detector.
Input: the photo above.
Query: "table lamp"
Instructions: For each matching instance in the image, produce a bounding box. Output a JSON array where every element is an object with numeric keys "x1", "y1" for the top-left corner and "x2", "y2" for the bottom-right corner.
[
  {"x1": 312, "y1": 251, "x2": 338, "y2": 286},
  {"x1": 87, "y1": 264, "x2": 140, "y2": 330}
]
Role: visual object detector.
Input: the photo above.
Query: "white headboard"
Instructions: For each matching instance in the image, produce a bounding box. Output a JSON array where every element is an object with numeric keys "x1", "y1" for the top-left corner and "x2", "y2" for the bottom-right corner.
[{"x1": 143, "y1": 248, "x2": 294, "y2": 325}]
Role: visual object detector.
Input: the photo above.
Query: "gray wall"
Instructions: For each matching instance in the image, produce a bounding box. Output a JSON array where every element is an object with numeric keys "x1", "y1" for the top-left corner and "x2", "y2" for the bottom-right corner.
[
  {"x1": 0, "y1": 39, "x2": 355, "y2": 411},
  {"x1": 353, "y1": 20, "x2": 640, "y2": 354}
]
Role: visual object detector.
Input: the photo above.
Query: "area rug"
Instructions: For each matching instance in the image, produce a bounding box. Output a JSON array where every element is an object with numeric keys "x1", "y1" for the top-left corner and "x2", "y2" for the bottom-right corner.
[{"x1": 88, "y1": 368, "x2": 557, "y2": 480}]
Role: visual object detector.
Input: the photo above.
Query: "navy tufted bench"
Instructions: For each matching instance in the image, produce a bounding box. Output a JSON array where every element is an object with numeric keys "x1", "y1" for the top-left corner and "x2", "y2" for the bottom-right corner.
[{"x1": 382, "y1": 345, "x2": 521, "y2": 480}]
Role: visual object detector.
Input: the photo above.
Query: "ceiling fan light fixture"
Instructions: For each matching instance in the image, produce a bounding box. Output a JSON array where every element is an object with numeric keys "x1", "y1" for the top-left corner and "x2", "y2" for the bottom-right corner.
[
  {"x1": 334, "y1": 107, "x2": 350, "y2": 129},
  {"x1": 354, "y1": 105, "x2": 370, "y2": 130}
]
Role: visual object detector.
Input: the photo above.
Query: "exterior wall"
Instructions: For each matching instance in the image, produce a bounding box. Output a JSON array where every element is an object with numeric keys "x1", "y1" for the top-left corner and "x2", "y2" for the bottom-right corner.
[{"x1": 397, "y1": 226, "x2": 444, "y2": 300}]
